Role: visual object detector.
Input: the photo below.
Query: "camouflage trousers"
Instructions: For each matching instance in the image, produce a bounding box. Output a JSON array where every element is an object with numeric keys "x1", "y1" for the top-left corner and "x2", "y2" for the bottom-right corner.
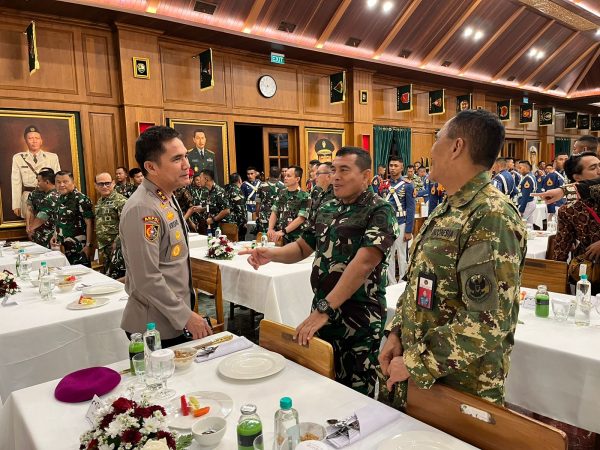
[
  {"x1": 32, "y1": 227, "x2": 53, "y2": 249},
  {"x1": 62, "y1": 237, "x2": 90, "y2": 266},
  {"x1": 100, "y1": 245, "x2": 126, "y2": 280},
  {"x1": 316, "y1": 300, "x2": 385, "y2": 397},
  {"x1": 256, "y1": 214, "x2": 269, "y2": 233}
]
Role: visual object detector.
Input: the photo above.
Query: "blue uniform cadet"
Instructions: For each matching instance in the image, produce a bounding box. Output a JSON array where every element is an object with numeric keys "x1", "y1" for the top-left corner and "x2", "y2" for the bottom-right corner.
[
  {"x1": 517, "y1": 172, "x2": 537, "y2": 224},
  {"x1": 428, "y1": 182, "x2": 445, "y2": 212},
  {"x1": 416, "y1": 175, "x2": 430, "y2": 201},
  {"x1": 510, "y1": 169, "x2": 522, "y2": 188},
  {"x1": 241, "y1": 179, "x2": 261, "y2": 213},
  {"x1": 535, "y1": 170, "x2": 546, "y2": 194},
  {"x1": 544, "y1": 171, "x2": 566, "y2": 213},
  {"x1": 492, "y1": 169, "x2": 517, "y2": 198}
]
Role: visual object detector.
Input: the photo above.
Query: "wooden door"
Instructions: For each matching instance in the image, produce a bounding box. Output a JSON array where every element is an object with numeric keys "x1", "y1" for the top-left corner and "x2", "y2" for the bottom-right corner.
[{"x1": 262, "y1": 127, "x2": 297, "y2": 178}]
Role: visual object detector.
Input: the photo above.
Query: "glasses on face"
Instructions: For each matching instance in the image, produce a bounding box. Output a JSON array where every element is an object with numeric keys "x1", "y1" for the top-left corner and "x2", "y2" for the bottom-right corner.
[
  {"x1": 95, "y1": 181, "x2": 112, "y2": 187},
  {"x1": 316, "y1": 171, "x2": 331, "y2": 176}
]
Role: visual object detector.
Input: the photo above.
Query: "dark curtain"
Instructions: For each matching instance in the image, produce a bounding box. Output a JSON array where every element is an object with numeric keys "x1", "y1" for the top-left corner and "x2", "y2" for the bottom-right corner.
[
  {"x1": 374, "y1": 126, "x2": 411, "y2": 170},
  {"x1": 555, "y1": 137, "x2": 571, "y2": 157}
]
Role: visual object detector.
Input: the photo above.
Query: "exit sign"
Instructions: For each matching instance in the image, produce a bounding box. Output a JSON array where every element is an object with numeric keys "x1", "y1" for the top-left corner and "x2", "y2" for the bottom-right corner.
[{"x1": 270, "y1": 52, "x2": 285, "y2": 65}]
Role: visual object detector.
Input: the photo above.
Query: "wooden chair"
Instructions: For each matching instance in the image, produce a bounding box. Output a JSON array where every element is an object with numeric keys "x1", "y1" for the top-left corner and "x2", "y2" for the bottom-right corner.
[
  {"x1": 190, "y1": 258, "x2": 225, "y2": 332},
  {"x1": 259, "y1": 319, "x2": 335, "y2": 379},
  {"x1": 522, "y1": 257, "x2": 569, "y2": 293},
  {"x1": 406, "y1": 380, "x2": 567, "y2": 450},
  {"x1": 220, "y1": 222, "x2": 239, "y2": 242},
  {"x1": 545, "y1": 234, "x2": 556, "y2": 260}
]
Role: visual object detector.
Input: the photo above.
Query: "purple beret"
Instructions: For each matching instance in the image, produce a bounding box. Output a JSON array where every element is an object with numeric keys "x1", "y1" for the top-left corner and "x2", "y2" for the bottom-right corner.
[{"x1": 54, "y1": 367, "x2": 121, "y2": 403}]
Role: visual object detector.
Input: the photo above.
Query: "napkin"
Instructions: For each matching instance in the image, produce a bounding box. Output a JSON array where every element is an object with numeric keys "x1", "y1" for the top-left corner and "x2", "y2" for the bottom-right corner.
[
  {"x1": 194, "y1": 336, "x2": 253, "y2": 363},
  {"x1": 326, "y1": 402, "x2": 402, "y2": 448}
]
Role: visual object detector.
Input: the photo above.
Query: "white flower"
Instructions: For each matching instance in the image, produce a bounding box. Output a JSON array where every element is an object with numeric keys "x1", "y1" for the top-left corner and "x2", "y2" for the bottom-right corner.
[
  {"x1": 142, "y1": 415, "x2": 162, "y2": 434},
  {"x1": 141, "y1": 438, "x2": 170, "y2": 450}
]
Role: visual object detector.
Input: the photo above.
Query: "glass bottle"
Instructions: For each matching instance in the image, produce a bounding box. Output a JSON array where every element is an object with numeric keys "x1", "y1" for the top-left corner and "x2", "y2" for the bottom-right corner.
[
  {"x1": 575, "y1": 274, "x2": 591, "y2": 327},
  {"x1": 129, "y1": 333, "x2": 145, "y2": 374},
  {"x1": 535, "y1": 284, "x2": 549, "y2": 318},
  {"x1": 237, "y1": 404, "x2": 263, "y2": 450}
]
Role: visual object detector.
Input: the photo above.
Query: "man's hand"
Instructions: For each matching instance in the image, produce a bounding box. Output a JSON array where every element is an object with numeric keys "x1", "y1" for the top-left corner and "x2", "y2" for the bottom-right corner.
[
  {"x1": 238, "y1": 247, "x2": 274, "y2": 269},
  {"x1": 185, "y1": 312, "x2": 212, "y2": 339},
  {"x1": 13, "y1": 208, "x2": 21, "y2": 217},
  {"x1": 386, "y1": 356, "x2": 411, "y2": 390},
  {"x1": 378, "y1": 332, "x2": 403, "y2": 376},
  {"x1": 206, "y1": 217, "x2": 214, "y2": 225},
  {"x1": 193, "y1": 206, "x2": 205, "y2": 213},
  {"x1": 82, "y1": 245, "x2": 94, "y2": 260},
  {"x1": 532, "y1": 188, "x2": 564, "y2": 204},
  {"x1": 403, "y1": 232, "x2": 413, "y2": 242},
  {"x1": 585, "y1": 241, "x2": 600, "y2": 262},
  {"x1": 267, "y1": 228, "x2": 277, "y2": 242},
  {"x1": 294, "y1": 310, "x2": 329, "y2": 345}
]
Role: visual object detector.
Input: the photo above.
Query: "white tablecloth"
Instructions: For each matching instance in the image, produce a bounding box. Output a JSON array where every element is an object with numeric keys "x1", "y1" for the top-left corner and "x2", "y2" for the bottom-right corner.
[
  {"x1": 190, "y1": 249, "x2": 314, "y2": 327},
  {"x1": 532, "y1": 202, "x2": 547, "y2": 229},
  {"x1": 0, "y1": 332, "x2": 475, "y2": 450},
  {"x1": 0, "y1": 266, "x2": 129, "y2": 402},
  {"x1": 188, "y1": 233, "x2": 208, "y2": 249},
  {"x1": 526, "y1": 234, "x2": 551, "y2": 259},
  {"x1": 0, "y1": 243, "x2": 69, "y2": 273}
]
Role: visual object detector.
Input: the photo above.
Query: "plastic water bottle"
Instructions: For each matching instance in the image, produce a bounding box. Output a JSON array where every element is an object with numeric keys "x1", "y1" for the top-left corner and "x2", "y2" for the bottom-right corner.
[
  {"x1": 575, "y1": 265, "x2": 591, "y2": 327},
  {"x1": 261, "y1": 234, "x2": 268, "y2": 248},
  {"x1": 207, "y1": 226, "x2": 213, "y2": 243},
  {"x1": 274, "y1": 397, "x2": 300, "y2": 450},
  {"x1": 15, "y1": 249, "x2": 24, "y2": 277},
  {"x1": 143, "y1": 322, "x2": 161, "y2": 358},
  {"x1": 215, "y1": 226, "x2": 222, "y2": 239},
  {"x1": 38, "y1": 261, "x2": 49, "y2": 294}
]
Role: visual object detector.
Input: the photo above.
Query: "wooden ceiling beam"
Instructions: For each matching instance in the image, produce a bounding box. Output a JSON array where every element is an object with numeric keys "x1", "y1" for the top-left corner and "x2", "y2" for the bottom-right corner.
[
  {"x1": 459, "y1": 6, "x2": 526, "y2": 75},
  {"x1": 373, "y1": 0, "x2": 423, "y2": 59},
  {"x1": 145, "y1": 0, "x2": 160, "y2": 13},
  {"x1": 315, "y1": 0, "x2": 352, "y2": 49},
  {"x1": 242, "y1": 0, "x2": 267, "y2": 33},
  {"x1": 492, "y1": 19, "x2": 555, "y2": 81},
  {"x1": 545, "y1": 43, "x2": 599, "y2": 91},
  {"x1": 420, "y1": 0, "x2": 483, "y2": 68},
  {"x1": 520, "y1": 31, "x2": 580, "y2": 87},
  {"x1": 568, "y1": 45, "x2": 600, "y2": 94}
]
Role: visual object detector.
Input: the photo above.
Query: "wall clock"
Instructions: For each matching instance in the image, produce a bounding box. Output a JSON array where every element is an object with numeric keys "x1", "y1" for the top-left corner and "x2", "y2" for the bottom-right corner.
[{"x1": 258, "y1": 75, "x2": 277, "y2": 98}]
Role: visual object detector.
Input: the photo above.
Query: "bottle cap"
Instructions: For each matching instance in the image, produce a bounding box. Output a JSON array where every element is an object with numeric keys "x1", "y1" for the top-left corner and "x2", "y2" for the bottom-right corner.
[
  {"x1": 41, "y1": 261, "x2": 47, "y2": 266},
  {"x1": 19, "y1": 249, "x2": 25, "y2": 253},
  {"x1": 579, "y1": 264, "x2": 587, "y2": 277},
  {"x1": 581, "y1": 274, "x2": 588, "y2": 281},
  {"x1": 147, "y1": 322, "x2": 156, "y2": 330},
  {"x1": 280, "y1": 397, "x2": 292, "y2": 409},
  {"x1": 130, "y1": 332, "x2": 143, "y2": 340},
  {"x1": 240, "y1": 404, "x2": 257, "y2": 414}
]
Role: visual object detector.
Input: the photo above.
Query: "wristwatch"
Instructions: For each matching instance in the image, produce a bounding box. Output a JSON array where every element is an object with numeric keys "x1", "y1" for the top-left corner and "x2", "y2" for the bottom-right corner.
[
  {"x1": 316, "y1": 299, "x2": 335, "y2": 318},
  {"x1": 86, "y1": 243, "x2": 93, "y2": 248},
  {"x1": 560, "y1": 184, "x2": 579, "y2": 202},
  {"x1": 282, "y1": 227, "x2": 288, "y2": 236}
]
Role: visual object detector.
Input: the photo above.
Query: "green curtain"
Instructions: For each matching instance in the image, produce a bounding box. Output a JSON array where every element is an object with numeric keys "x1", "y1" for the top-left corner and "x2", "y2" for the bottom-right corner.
[
  {"x1": 373, "y1": 125, "x2": 411, "y2": 171},
  {"x1": 555, "y1": 137, "x2": 571, "y2": 157}
]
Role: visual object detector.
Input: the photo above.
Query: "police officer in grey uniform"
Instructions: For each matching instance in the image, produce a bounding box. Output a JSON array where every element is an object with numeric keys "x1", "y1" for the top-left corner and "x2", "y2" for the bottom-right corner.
[{"x1": 120, "y1": 126, "x2": 212, "y2": 347}]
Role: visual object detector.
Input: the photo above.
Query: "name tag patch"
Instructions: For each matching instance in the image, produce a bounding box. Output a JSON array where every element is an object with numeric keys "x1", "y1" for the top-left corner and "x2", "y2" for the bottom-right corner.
[{"x1": 430, "y1": 227, "x2": 459, "y2": 240}]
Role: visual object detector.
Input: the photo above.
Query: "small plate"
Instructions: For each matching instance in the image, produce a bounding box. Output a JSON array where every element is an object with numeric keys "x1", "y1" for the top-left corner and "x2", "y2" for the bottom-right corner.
[
  {"x1": 12, "y1": 241, "x2": 35, "y2": 248},
  {"x1": 23, "y1": 247, "x2": 51, "y2": 255},
  {"x1": 59, "y1": 267, "x2": 91, "y2": 277},
  {"x1": 82, "y1": 283, "x2": 123, "y2": 296},
  {"x1": 67, "y1": 297, "x2": 110, "y2": 310},
  {"x1": 377, "y1": 430, "x2": 472, "y2": 450},
  {"x1": 218, "y1": 350, "x2": 285, "y2": 380},
  {"x1": 167, "y1": 391, "x2": 233, "y2": 430}
]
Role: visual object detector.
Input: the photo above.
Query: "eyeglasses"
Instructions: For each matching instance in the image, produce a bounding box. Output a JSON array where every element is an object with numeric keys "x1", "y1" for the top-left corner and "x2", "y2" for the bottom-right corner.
[
  {"x1": 316, "y1": 171, "x2": 331, "y2": 176},
  {"x1": 95, "y1": 181, "x2": 112, "y2": 187}
]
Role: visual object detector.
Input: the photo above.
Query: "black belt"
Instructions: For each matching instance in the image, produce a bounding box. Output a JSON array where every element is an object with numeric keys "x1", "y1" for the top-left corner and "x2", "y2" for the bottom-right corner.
[{"x1": 22, "y1": 187, "x2": 35, "y2": 193}]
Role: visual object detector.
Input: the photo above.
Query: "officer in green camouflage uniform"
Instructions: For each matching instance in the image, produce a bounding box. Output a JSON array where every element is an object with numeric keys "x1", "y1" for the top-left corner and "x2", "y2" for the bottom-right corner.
[
  {"x1": 52, "y1": 171, "x2": 95, "y2": 266},
  {"x1": 256, "y1": 167, "x2": 283, "y2": 233},
  {"x1": 268, "y1": 166, "x2": 310, "y2": 244},
  {"x1": 199, "y1": 169, "x2": 231, "y2": 231},
  {"x1": 26, "y1": 187, "x2": 46, "y2": 231},
  {"x1": 224, "y1": 173, "x2": 247, "y2": 240},
  {"x1": 114, "y1": 166, "x2": 130, "y2": 197},
  {"x1": 308, "y1": 162, "x2": 335, "y2": 225},
  {"x1": 94, "y1": 172, "x2": 127, "y2": 279},
  {"x1": 120, "y1": 168, "x2": 144, "y2": 198},
  {"x1": 241, "y1": 148, "x2": 399, "y2": 396},
  {"x1": 379, "y1": 110, "x2": 526, "y2": 408},
  {"x1": 187, "y1": 174, "x2": 208, "y2": 230},
  {"x1": 27, "y1": 169, "x2": 59, "y2": 248}
]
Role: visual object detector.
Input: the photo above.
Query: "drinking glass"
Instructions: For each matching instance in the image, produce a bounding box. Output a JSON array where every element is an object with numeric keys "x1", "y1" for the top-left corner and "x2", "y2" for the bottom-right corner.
[
  {"x1": 551, "y1": 298, "x2": 570, "y2": 322},
  {"x1": 39, "y1": 274, "x2": 56, "y2": 301},
  {"x1": 149, "y1": 350, "x2": 176, "y2": 400},
  {"x1": 0, "y1": 240, "x2": 5, "y2": 257},
  {"x1": 20, "y1": 258, "x2": 32, "y2": 281},
  {"x1": 130, "y1": 353, "x2": 147, "y2": 391}
]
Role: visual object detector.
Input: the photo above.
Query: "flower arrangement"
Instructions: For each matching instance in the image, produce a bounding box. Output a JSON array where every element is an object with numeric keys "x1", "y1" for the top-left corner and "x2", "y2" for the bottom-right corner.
[
  {"x1": 206, "y1": 235, "x2": 235, "y2": 260},
  {"x1": 79, "y1": 396, "x2": 177, "y2": 450},
  {"x1": 0, "y1": 270, "x2": 19, "y2": 298}
]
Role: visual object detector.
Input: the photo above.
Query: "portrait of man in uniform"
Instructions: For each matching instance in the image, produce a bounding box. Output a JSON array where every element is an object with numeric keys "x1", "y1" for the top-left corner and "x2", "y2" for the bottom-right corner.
[
  {"x1": 0, "y1": 109, "x2": 83, "y2": 228},
  {"x1": 306, "y1": 128, "x2": 345, "y2": 165}
]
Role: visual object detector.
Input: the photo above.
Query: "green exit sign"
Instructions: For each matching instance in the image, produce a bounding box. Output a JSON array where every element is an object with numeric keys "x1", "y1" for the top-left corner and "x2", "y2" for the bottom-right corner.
[{"x1": 270, "y1": 52, "x2": 285, "y2": 65}]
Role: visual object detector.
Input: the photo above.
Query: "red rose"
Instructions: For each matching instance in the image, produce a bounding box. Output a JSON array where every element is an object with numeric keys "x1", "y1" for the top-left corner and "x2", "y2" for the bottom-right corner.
[
  {"x1": 99, "y1": 412, "x2": 115, "y2": 429},
  {"x1": 157, "y1": 430, "x2": 176, "y2": 449},
  {"x1": 226, "y1": 247, "x2": 232, "y2": 253},
  {"x1": 148, "y1": 404, "x2": 167, "y2": 416},
  {"x1": 134, "y1": 406, "x2": 153, "y2": 418},
  {"x1": 112, "y1": 397, "x2": 135, "y2": 413},
  {"x1": 84, "y1": 438, "x2": 98, "y2": 450},
  {"x1": 121, "y1": 428, "x2": 142, "y2": 444}
]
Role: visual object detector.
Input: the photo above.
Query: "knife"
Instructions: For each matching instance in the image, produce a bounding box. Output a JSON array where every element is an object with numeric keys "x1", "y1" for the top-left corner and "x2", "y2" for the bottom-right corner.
[{"x1": 193, "y1": 334, "x2": 233, "y2": 350}]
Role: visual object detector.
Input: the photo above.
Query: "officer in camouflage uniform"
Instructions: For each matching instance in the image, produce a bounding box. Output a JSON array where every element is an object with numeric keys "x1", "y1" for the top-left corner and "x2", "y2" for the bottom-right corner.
[
  {"x1": 114, "y1": 166, "x2": 130, "y2": 197},
  {"x1": 241, "y1": 147, "x2": 399, "y2": 396},
  {"x1": 27, "y1": 169, "x2": 59, "y2": 248},
  {"x1": 52, "y1": 171, "x2": 95, "y2": 266},
  {"x1": 379, "y1": 110, "x2": 526, "y2": 408},
  {"x1": 268, "y1": 166, "x2": 310, "y2": 245},
  {"x1": 199, "y1": 169, "x2": 231, "y2": 231},
  {"x1": 256, "y1": 166, "x2": 283, "y2": 233},
  {"x1": 308, "y1": 162, "x2": 335, "y2": 225},
  {"x1": 94, "y1": 172, "x2": 127, "y2": 279},
  {"x1": 120, "y1": 168, "x2": 144, "y2": 198},
  {"x1": 224, "y1": 173, "x2": 247, "y2": 240},
  {"x1": 187, "y1": 174, "x2": 208, "y2": 230}
]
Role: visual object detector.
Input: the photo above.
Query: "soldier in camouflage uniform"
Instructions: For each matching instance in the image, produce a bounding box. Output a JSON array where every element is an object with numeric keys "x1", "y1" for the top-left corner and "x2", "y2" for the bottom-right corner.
[
  {"x1": 268, "y1": 166, "x2": 310, "y2": 245},
  {"x1": 256, "y1": 166, "x2": 283, "y2": 233},
  {"x1": 224, "y1": 173, "x2": 248, "y2": 240},
  {"x1": 308, "y1": 162, "x2": 335, "y2": 225},
  {"x1": 187, "y1": 174, "x2": 208, "y2": 231},
  {"x1": 199, "y1": 169, "x2": 231, "y2": 231},
  {"x1": 379, "y1": 110, "x2": 526, "y2": 408},
  {"x1": 94, "y1": 172, "x2": 127, "y2": 279},
  {"x1": 120, "y1": 168, "x2": 144, "y2": 198},
  {"x1": 241, "y1": 148, "x2": 399, "y2": 396},
  {"x1": 52, "y1": 171, "x2": 95, "y2": 266},
  {"x1": 114, "y1": 166, "x2": 131, "y2": 197},
  {"x1": 27, "y1": 169, "x2": 60, "y2": 248}
]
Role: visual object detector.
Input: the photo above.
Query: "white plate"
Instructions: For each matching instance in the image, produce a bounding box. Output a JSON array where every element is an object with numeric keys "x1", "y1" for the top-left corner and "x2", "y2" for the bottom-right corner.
[
  {"x1": 11, "y1": 241, "x2": 35, "y2": 248},
  {"x1": 59, "y1": 267, "x2": 91, "y2": 277},
  {"x1": 218, "y1": 350, "x2": 285, "y2": 380},
  {"x1": 82, "y1": 283, "x2": 123, "y2": 296},
  {"x1": 66, "y1": 297, "x2": 110, "y2": 310},
  {"x1": 167, "y1": 391, "x2": 233, "y2": 430},
  {"x1": 23, "y1": 247, "x2": 50, "y2": 255},
  {"x1": 377, "y1": 431, "x2": 472, "y2": 450}
]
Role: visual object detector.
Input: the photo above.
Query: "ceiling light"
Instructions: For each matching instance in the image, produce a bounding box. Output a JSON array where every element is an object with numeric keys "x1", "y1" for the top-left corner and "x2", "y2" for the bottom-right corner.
[
  {"x1": 596, "y1": 29, "x2": 600, "y2": 36},
  {"x1": 473, "y1": 30, "x2": 484, "y2": 41},
  {"x1": 463, "y1": 27, "x2": 473, "y2": 38},
  {"x1": 382, "y1": 1, "x2": 393, "y2": 13},
  {"x1": 528, "y1": 48, "x2": 538, "y2": 57},
  {"x1": 536, "y1": 51, "x2": 545, "y2": 60},
  {"x1": 367, "y1": 0, "x2": 378, "y2": 8}
]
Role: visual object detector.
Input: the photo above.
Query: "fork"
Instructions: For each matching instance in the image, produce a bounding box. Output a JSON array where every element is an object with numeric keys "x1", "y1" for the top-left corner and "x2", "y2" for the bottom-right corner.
[{"x1": 196, "y1": 346, "x2": 217, "y2": 357}]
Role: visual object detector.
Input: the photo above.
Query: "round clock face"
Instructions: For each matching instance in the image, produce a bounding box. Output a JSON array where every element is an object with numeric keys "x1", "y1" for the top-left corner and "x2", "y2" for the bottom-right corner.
[{"x1": 258, "y1": 75, "x2": 277, "y2": 98}]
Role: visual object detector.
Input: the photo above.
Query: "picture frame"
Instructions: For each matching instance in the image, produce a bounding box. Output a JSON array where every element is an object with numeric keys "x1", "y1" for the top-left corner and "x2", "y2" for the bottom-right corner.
[
  {"x1": 0, "y1": 109, "x2": 84, "y2": 229},
  {"x1": 166, "y1": 118, "x2": 228, "y2": 185},
  {"x1": 132, "y1": 57, "x2": 150, "y2": 79},
  {"x1": 359, "y1": 90, "x2": 368, "y2": 105},
  {"x1": 136, "y1": 122, "x2": 156, "y2": 136},
  {"x1": 305, "y1": 127, "x2": 345, "y2": 164}
]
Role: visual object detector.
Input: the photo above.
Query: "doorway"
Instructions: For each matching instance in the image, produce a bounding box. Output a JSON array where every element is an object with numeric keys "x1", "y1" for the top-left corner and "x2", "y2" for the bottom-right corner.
[
  {"x1": 262, "y1": 127, "x2": 297, "y2": 178},
  {"x1": 234, "y1": 124, "x2": 264, "y2": 178}
]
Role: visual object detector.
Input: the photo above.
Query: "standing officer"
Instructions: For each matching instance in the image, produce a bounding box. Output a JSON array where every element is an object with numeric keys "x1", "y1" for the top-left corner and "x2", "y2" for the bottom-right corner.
[
  {"x1": 256, "y1": 167, "x2": 283, "y2": 233},
  {"x1": 52, "y1": 171, "x2": 94, "y2": 266},
  {"x1": 379, "y1": 109, "x2": 526, "y2": 407},
  {"x1": 506, "y1": 158, "x2": 522, "y2": 188},
  {"x1": 27, "y1": 169, "x2": 59, "y2": 248},
  {"x1": 11, "y1": 125, "x2": 61, "y2": 218},
  {"x1": 187, "y1": 129, "x2": 217, "y2": 183},
  {"x1": 308, "y1": 162, "x2": 334, "y2": 225},
  {"x1": 371, "y1": 164, "x2": 387, "y2": 196},
  {"x1": 241, "y1": 166, "x2": 261, "y2": 216},
  {"x1": 517, "y1": 160, "x2": 537, "y2": 225},
  {"x1": 114, "y1": 166, "x2": 130, "y2": 196},
  {"x1": 94, "y1": 172, "x2": 127, "y2": 279},
  {"x1": 491, "y1": 158, "x2": 517, "y2": 198},
  {"x1": 26, "y1": 167, "x2": 53, "y2": 235},
  {"x1": 120, "y1": 126, "x2": 212, "y2": 346},
  {"x1": 544, "y1": 163, "x2": 566, "y2": 220},
  {"x1": 224, "y1": 173, "x2": 248, "y2": 240},
  {"x1": 198, "y1": 169, "x2": 231, "y2": 233}
]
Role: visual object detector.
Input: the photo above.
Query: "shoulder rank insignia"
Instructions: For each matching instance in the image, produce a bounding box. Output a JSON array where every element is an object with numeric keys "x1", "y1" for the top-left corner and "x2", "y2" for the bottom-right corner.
[
  {"x1": 546, "y1": 179, "x2": 553, "y2": 186},
  {"x1": 175, "y1": 230, "x2": 182, "y2": 240},
  {"x1": 524, "y1": 181, "x2": 530, "y2": 189},
  {"x1": 155, "y1": 189, "x2": 168, "y2": 202}
]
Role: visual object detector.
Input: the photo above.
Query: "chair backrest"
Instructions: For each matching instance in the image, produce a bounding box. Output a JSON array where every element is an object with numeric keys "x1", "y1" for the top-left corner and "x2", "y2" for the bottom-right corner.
[
  {"x1": 220, "y1": 222, "x2": 239, "y2": 242},
  {"x1": 258, "y1": 319, "x2": 335, "y2": 379},
  {"x1": 545, "y1": 234, "x2": 556, "y2": 260},
  {"x1": 406, "y1": 380, "x2": 567, "y2": 450},
  {"x1": 190, "y1": 258, "x2": 224, "y2": 332},
  {"x1": 522, "y1": 257, "x2": 568, "y2": 293}
]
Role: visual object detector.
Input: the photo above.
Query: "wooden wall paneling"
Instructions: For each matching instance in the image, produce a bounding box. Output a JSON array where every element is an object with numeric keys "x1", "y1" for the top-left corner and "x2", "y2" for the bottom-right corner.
[
  {"x1": 82, "y1": 32, "x2": 114, "y2": 99},
  {"x1": 87, "y1": 111, "x2": 120, "y2": 181},
  {"x1": 412, "y1": 131, "x2": 434, "y2": 165},
  {"x1": 412, "y1": 91, "x2": 432, "y2": 126},
  {"x1": 349, "y1": 69, "x2": 374, "y2": 124},
  {"x1": 302, "y1": 69, "x2": 344, "y2": 119},
  {"x1": 122, "y1": 106, "x2": 164, "y2": 169}
]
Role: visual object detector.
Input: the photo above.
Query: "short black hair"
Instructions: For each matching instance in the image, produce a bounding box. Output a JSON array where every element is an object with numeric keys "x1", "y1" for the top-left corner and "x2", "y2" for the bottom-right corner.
[
  {"x1": 229, "y1": 172, "x2": 241, "y2": 184},
  {"x1": 129, "y1": 167, "x2": 142, "y2": 178},
  {"x1": 309, "y1": 159, "x2": 320, "y2": 167},
  {"x1": 406, "y1": 164, "x2": 415, "y2": 170},
  {"x1": 495, "y1": 158, "x2": 508, "y2": 169},
  {"x1": 116, "y1": 166, "x2": 128, "y2": 172},
  {"x1": 445, "y1": 109, "x2": 505, "y2": 170},
  {"x1": 135, "y1": 126, "x2": 181, "y2": 176},
  {"x1": 388, "y1": 155, "x2": 404, "y2": 165},
  {"x1": 518, "y1": 160, "x2": 532, "y2": 171},
  {"x1": 377, "y1": 164, "x2": 386, "y2": 169},
  {"x1": 336, "y1": 146, "x2": 371, "y2": 171},
  {"x1": 270, "y1": 166, "x2": 281, "y2": 179},
  {"x1": 565, "y1": 151, "x2": 598, "y2": 181},
  {"x1": 576, "y1": 135, "x2": 598, "y2": 148},
  {"x1": 505, "y1": 157, "x2": 514, "y2": 163},
  {"x1": 193, "y1": 129, "x2": 206, "y2": 138},
  {"x1": 55, "y1": 170, "x2": 74, "y2": 180},
  {"x1": 40, "y1": 167, "x2": 54, "y2": 173},
  {"x1": 246, "y1": 166, "x2": 258, "y2": 173},
  {"x1": 417, "y1": 165, "x2": 427, "y2": 171},
  {"x1": 288, "y1": 165, "x2": 303, "y2": 180},
  {"x1": 38, "y1": 169, "x2": 55, "y2": 184},
  {"x1": 200, "y1": 169, "x2": 215, "y2": 181}
]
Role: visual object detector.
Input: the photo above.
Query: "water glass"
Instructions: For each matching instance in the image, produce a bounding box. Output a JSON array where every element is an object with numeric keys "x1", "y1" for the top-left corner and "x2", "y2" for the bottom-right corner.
[
  {"x1": 39, "y1": 274, "x2": 56, "y2": 301},
  {"x1": 130, "y1": 353, "x2": 147, "y2": 391},
  {"x1": 149, "y1": 349, "x2": 176, "y2": 400},
  {"x1": 20, "y1": 258, "x2": 32, "y2": 281},
  {"x1": 0, "y1": 240, "x2": 5, "y2": 257},
  {"x1": 551, "y1": 298, "x2": 570, "y2": 322}
]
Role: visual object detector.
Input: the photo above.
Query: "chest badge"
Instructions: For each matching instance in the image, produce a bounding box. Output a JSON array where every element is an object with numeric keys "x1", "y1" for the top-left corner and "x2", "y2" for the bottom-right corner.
[
  {"x1": 466, "y1": 274, "x2": 491, "y2": 302},
  {"x1": 171, "y1": 244, "x2": 181, "y2": 257},
  {"x1": 166, "y1": 211, "x2": 175, "y2": 221}
]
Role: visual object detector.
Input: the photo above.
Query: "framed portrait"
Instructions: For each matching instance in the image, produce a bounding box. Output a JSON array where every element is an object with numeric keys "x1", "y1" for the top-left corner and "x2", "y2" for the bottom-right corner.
[
  {"x1": 526, "y1": 140, "x2": 540, "y2": 169},
  {"x1": 0, "y1": 109, "x2": 83, "y2": 229},
  {"x1": 359, "y1": 90, "x2": 368, "y2": 105},
  {"x1": 306, "y1": 128, "x2": 345, "y2": 164},
  {"x1": 136, "y1": 121, "x2": 155, "y2": 136},
  {"x1": 166, "y1": 118, "x2": 228, "y2": 185},
  {"x1": 132, "y1": 57, "x2": 150, "y2": 79}
]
